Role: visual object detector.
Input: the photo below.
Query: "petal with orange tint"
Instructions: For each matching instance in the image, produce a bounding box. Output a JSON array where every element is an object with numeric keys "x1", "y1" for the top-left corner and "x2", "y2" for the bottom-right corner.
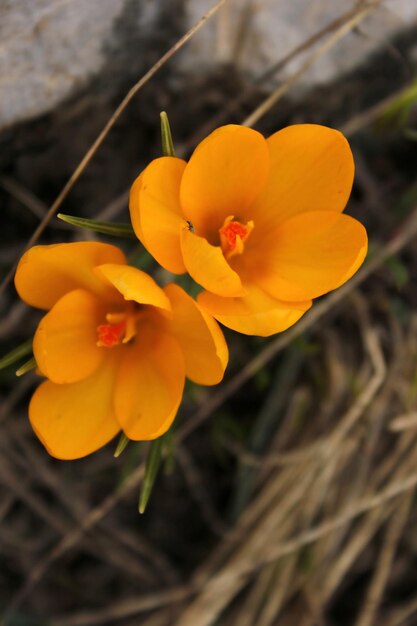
[
  {"x1": 33, "y1": 289, "x2": 105, "y2": 384},
  {"x1": 256, "y1": 210, "x2": 368, "y2": 302},
  {"x1": 96, "y1": 264, "x2": 171, "y2": 311},
  {"x1": 129, "y1": 171, "x2": 145, "y2": 241},
  {"x1": 181, "y1": 225, "x2": 244, "y2": 297},
  {"x1": 164, "y1": 283, "x2": 228, "y2": 385},
  {"x1": 129, "y1": 157, "x2": 187, "y2": 274},
  {"x1": 29, "y1": 356, "x2": 120, "y2": 460},
  {"x1": 198, "y1": 285, "x2": 311, "y2": 337},
  {"x1": 251, "y1": 124, "x2": 354, "y2": 229},
  {"x1": 114, "y1": 327, "x2": 185, "y2": 440},
  {"x1": 15, "y1": 242, "x2": 126, "y2": 310},
  {"x1": 180, "y1": 125, "x2": 269, "y2": 235}
]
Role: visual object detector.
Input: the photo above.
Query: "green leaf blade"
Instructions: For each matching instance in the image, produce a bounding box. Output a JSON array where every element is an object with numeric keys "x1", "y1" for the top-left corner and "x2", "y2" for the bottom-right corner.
[
  {"x1": 16, "y1": 357, "x2": 37, "y2": 377},
  {"x1": 160, "y1": 111, "x2": 176, "y2": 157},
  {"x1": 114, "y1": 433, "x2": 130, "y2": 458},
  {"x1": 57, "y1": 214, "x2": 136, "y2": 239},
  {"x1": 139, "y1": 437, "x2": 164, "y2": 514},
  {"x1": 0, "y1": 339, "x2": 33, "y2": 371}
]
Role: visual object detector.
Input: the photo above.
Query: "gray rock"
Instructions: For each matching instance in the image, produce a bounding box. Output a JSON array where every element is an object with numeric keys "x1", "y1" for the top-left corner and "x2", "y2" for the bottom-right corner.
[
  {"x1": 185, "y1": 0, "x2": 417, "y2": 85},
  {"x1": 1, "y1": 0, "x2": 416, "y2": 130},
  {"x1": 0, "y1": 0, "x2": 122, "y2": 129}
]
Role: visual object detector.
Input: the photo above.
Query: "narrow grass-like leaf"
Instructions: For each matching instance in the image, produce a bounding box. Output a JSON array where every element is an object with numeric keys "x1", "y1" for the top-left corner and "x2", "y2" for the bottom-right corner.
[
  {"x1": 385, "y1": 255, "x2": 410, "y2": 289},
  {"x1": 160, "y1": 111, "x2": 176, "y2": 157},
  {"x1": 16, "y1": 357, "x2": 37, "y2": 377},
  {"x1": 58, "y1": 214, "x2": 135, "y2": 238},
  {"x1": 378, "y1": 80, "x2": 417, "y2": 130},
  {"x1": 0, "y1": 339, "x2": 32, "y2": 371},
  {"x1": 404, "y1": 127, "x2": 417, "y2": 141},
  {"x1": 114, "y1": 433, "x2": 130, "y2": 458},
  {"x1": 139, "y1": 436, "x2": 164, "y2": 514},
  {"x1": 162, "y1": 429, "x2": 176, "y2": 475}
]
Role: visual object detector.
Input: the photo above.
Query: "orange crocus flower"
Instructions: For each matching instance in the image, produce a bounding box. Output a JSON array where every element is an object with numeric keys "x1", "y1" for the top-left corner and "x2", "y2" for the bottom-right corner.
[
  {"x1": 14, "y1": 242, "x2": 228, "y2": 460},
  {"x1": 129, "y1": 124, "x2": 368, "y2": 336}
]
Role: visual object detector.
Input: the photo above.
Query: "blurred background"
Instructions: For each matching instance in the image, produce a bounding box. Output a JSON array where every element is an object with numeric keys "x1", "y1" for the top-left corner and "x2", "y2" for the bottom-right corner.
[{"x1": 2, "y1": 1, "x2": 417, "y2": 624}]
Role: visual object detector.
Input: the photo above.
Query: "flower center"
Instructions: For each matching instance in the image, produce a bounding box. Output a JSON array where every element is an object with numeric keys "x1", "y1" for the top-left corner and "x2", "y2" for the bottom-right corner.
[
  {"x1": 219, "y1": 215, "x2": 254, "y2": 259},
  {"x1": 97, "y1": 310, "x2": 138, "y2": 348}
]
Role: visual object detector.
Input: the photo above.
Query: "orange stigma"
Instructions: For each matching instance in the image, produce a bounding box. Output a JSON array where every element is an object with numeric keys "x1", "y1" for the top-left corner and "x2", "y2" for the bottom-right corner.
[
  {"x1": 97, "y1": 311, "x2": 137, "y2": 348},
  {"x1": 219, "y1": 215, "x2": 254, "y2": 259},
  {"x1": 97, "y1": 320, "x2": 126, "y2": 348}
]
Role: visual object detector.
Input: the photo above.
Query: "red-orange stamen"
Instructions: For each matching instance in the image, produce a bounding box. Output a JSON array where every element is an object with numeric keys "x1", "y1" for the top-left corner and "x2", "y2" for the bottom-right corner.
[
  {"x1": 219, "y1": 215, "x2": 254, "y2": 259},
  {"x1": 97, "y1": 320, "x2": 126, "y2": 348}
]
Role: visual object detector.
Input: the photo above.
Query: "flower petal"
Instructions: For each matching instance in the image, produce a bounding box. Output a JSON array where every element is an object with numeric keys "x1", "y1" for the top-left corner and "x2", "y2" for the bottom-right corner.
[
  {"x1": 181, "y1": 225, "x2": 244, "y2": 297},
  {"x1": 33, "y1": 289, "x2": 106, "y2": 384},
  {"x1": 255, "y1": 210, "x2": 368, "y2": 301},
  {"x1": 250, "y1": 124, "x2": 354, "y2": 229},
  {"x1": 129, "y1": 157, "x2": 187, "y2": 274},
  {"x1": 163, "y1": 283, "x2": 228, "y2": 385},
  {"x1": 15, "y1": 242, "x2": 126, "y2": 310},
  {"x1": 180, "y1": 125, "x2": 270, "y2": 235},
  {"x1": 129, "y1": 171, "x2": 145, "y2": 241},
  {"x1": 198, "y1": 285, "x2": 311, "y2": 337},
  {"x1": 114, "y1": 327, "x2": 185, "y2": 440},
  {"x1": 29, "y1": 356, "x2": 120, "y2": 460},
  {"x1": 96, "y1": 264, "x2": 171, "y2": 311}
]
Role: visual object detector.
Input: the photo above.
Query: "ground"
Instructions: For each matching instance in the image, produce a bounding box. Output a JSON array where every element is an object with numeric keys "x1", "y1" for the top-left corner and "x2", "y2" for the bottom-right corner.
[{"x1": 1, "y1": 5, "x2": 417, "y2": 626}]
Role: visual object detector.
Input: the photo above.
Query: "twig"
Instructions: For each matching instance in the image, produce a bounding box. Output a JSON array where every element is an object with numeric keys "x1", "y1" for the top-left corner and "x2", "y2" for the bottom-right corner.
[
  {"x1": 253, "y1": 472, "x2": 417, "y2": 573},
  {"x1": 341, "y1": 82, "x2": 417, "y2": 136},
  {"x1": 381, "y1": 595, "x2": 417, "y2": 626},
  {"x1": 2, "y1": 462, "x2": 146, "y2": 622},
  {"x1": 51, "y1": 585, "x2": 193, "y2": 626},
  {"x1": 177, "y1": 444, "x2": 229, "y2": 538},
  {"x1": 182, "y1": 1, "x2": 381, "y2": 151},
  {"x1": 354, "y1": 494, "x2": 413, "y2": 626},
  {"x1": 174, "y1": 470, "x2": 417, "y2": 626},
  {"x1": 242, "y1": 0, "x2": 382, "y2": 127},
  {"x1": 0, "y1": 0, "x2": 227, "y2": 301},
  {"x1": 0, "y1": 176, "x2": 49, "y2": 220}
]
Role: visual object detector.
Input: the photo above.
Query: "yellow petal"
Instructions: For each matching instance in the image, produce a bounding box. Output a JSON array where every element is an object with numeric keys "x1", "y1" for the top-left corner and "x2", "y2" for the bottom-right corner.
[
  {"x1": 33, "y1": 289, "x2": 105, "y2": 384},
  {"x1": 251, "y1": 124, "x2": 354, "y2": 229},
  {"x1": 256, "y1": 210, "x2": 368, "y2": 301},
  {"x1": 129, "y1": 157, "x2": 187, "y2": 274},
  {"x1": 180, "y1": 125, "x2": 269, "y2": 236},
  {"x1": 164, "y1": 283, "x2": 228, "y2": 385},
  {"x1": 114, "y1": 327, "x2": 185, "y2": 440},
  {"x1": 96, "y1": 264, "x2": 171, "y2": 311},
  {"x1": 198, "y1": 285, "x2": 311, "y2": 337},
  {"x1": 15, "y1": 242, "x2": 126, "y2": 310},
  {"x1": 29, "y1": 356, "x2": 120, "y2": 460},
  {"x1": 180, "y1": 225, "x2": 244, "y2": 297}
]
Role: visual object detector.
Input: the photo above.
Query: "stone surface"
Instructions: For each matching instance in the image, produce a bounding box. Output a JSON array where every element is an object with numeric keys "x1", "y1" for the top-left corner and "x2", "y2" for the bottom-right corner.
[
  {"x1": 1, "y1": 0, "x2": 417, "y2": 130},
  {"x1": 185, "y1": 0, "x2": 417, "y2": 84},
  {"x1": 0, "y1": 0, "x2": 160, "y2": 130}
]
